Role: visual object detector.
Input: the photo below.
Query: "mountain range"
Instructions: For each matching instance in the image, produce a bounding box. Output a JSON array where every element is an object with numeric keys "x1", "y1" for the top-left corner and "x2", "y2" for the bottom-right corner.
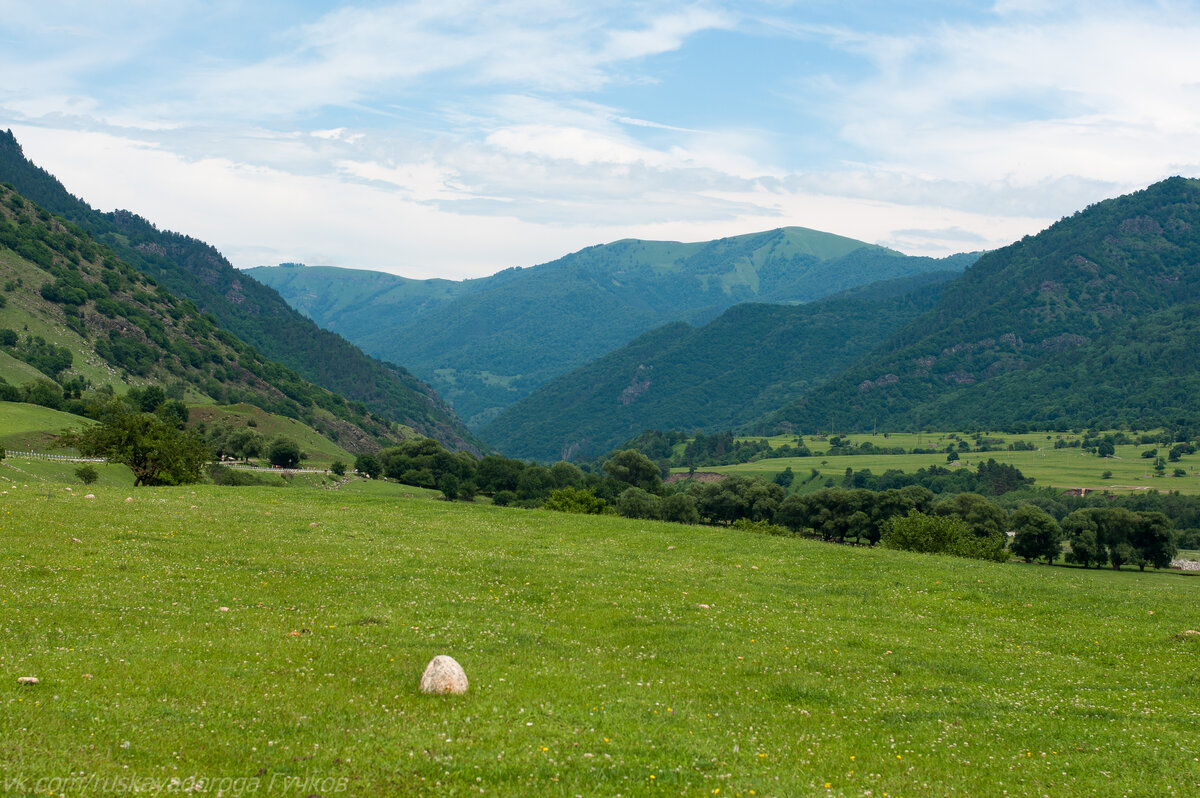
[
  {"x1": 7, "y1": 124, "x2": 1197, "y2": 464},
  {"x1": 251, "y1": 231, "x2": 975, "y2": 427}
]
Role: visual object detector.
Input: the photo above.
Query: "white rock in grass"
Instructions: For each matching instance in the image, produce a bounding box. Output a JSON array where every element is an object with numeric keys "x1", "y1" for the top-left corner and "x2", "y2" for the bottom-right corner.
[
  {"x1": 17, "y1": 676, "x2": 39, "y2": 685},
  {"x1": 419, "y1": 655, "x2": 468, "y2": 695}
]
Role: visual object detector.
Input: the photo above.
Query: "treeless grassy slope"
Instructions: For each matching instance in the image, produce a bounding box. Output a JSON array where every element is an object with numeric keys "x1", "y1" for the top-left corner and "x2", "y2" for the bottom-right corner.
[{"x1": 2, "y1": 482, "x2": 1198, "y2": 795}]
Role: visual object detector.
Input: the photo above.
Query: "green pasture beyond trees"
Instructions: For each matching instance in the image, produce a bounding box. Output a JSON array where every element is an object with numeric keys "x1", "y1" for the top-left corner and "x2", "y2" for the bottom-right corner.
[
  {"x1": 3, "y1": 481, "x2": 1200, "y2": 796},
  {"x1": 702, "y1": 430, "x2": 1200, "y2": 496}
]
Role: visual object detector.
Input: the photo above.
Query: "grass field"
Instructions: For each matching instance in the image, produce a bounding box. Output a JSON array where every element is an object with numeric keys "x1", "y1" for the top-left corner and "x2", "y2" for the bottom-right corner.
[
  {"x1": 0, "y1": 402, "x2": 92, "y2": 452},
  {"x1": 4, "y1": 478, "x2": 1200, "y2": 796},
  {"x1": 694, "y1": 431, "x2": 1200, "y2": 496}
]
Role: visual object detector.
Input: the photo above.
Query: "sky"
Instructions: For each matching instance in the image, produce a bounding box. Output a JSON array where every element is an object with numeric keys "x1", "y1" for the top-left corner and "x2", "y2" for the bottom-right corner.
[{"x1": 1, "y1": 0, "x2": 1198, "y2": 279}]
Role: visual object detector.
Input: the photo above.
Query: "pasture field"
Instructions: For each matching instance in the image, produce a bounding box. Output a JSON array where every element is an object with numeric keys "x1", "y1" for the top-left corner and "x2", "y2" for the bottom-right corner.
[
  {"x1": 0, "y1": 402, "x2": 91, "y2": 452},
  {"x1": 707, "y1": 431, "x2": 1200, "y2": 495},
  {"x1": 3, "y1": 481, "x2": 1200, "y2": 796}
]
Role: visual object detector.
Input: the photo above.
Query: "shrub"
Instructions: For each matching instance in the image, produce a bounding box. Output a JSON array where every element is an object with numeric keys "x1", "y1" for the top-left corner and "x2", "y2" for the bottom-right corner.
[
  {"x1": 330, "y1": 460, "x2": 347, "y2": 477},
  {"x1": 881, "y1": 510, "x2": 1008, "y2": 562},
  {"x1": 543, "y1": 487, "x2": 608, "y2": 515},
  {"x1": 74, "y1": 464, "x2": 99, "y2": 485},
  {"x1": 731, "y1": 519, "x2": 792, "y2": 537},
  {"x1": 492, "y1": 490, "x2": 516, "y2": 507},
  {"x1": 438, "y1": 473, "x2": 460, "y2": 501}
]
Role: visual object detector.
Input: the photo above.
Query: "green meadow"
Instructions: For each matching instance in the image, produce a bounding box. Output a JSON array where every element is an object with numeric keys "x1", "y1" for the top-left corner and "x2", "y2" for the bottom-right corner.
[
  {"x1": 701, "y1": 432, "x2": 1200, "y2": 495},
  {"x1": 3, "y1": 476, "x2": 1200, "y2": 796}
]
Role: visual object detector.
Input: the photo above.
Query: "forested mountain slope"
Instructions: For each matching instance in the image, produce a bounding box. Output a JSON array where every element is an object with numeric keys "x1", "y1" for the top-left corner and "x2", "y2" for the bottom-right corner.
[
  {"x1": 0, "y1": 130, "x2": 480, "y2": 452},
  {"x1": 760, "y1": 177, "x2": 1200, "y2": 434},
  {"x1": 482, "y1": 271, "x2": 957, "y2": 461},
  {"x1": 252, "y1": 231, "x2": 975, "y2": 426},
  {"x1": 0, "y1": 183, "x2": 406, "y2": 453}
]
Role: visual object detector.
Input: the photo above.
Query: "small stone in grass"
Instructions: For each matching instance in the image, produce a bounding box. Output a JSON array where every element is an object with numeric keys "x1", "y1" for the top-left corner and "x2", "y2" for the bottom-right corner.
[
  {"x1": 84, "y1": 494, "x2": 95, "y2": 499},
  {"x1": 309, "y1": 522, "x2": 318, "y2": 527},
  {"x1": 124, "y1": 497, "x2": 134, "y2": 502},
  {"x1": 71, "y1": 537, "x2": 83, "y2": 544},
  {"x1": 697, "y1": 603, "x2": 711, "y2": 610},
  {"x1": 419, "y1": 655, "x2": 469, "y2": 695},
  {"x1": 217, "y1": 606, "x2": 230, "y2": 612},
  {"x1": 17, "y1": 676, "x2": 39, "y2": 685}
]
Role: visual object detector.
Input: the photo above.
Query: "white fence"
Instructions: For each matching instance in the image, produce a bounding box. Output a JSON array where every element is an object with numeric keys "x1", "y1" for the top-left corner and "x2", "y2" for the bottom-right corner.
[{"x1": 2, "y1": 450, "x2": 106, "y2": 463}]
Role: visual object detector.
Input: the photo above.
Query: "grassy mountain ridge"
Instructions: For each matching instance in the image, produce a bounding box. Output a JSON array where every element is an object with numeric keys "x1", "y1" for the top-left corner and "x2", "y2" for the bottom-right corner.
[
  {"x1": 481, "y1": 271, "x2": 958, "y2": 461},
  {"x1": 0, "y1": 182, "x2": 407, "y2": 454},
  {"x1": 761, "y1": 176, "x2": 1200, "y2": 433},
  {"x1": 0, "y1": 130, "x2": 481, "y2": 452},
  {"x1": 252, "y1": 228, "x2": 974, "y2": 427}
]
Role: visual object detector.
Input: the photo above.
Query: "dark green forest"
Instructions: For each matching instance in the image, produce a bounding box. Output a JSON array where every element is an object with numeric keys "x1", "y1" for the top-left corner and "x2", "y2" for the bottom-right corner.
[
  {"x1": 481, "y1": 271, "x2": 957, "y2": 461},
  {"x1": 761, "y1": 177, "x2": 1200, "y2": 434}
]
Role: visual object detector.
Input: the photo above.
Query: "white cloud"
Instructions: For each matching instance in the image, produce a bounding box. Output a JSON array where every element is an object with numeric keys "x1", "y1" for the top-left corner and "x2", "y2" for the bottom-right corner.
[{"x1": 3, "y1": 1, "x2": 1199, "y2": 282}]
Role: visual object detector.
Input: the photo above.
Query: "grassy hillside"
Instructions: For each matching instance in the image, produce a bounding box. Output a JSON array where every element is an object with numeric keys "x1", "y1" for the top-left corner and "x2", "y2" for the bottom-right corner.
[
  {"x1": 0, "y1": 183, "x2": 413, "y2": 455},
  {"x1": 0, "y1": 131, "x2": 481, "y2": 452},
  {"x1": 187, "y1": 403, "x2": 356, "y2": 468},
  {"x1": 482, "y1": 272, "x2": 957, "y2": 461},
  {"x1": 2, "y1": 480, "x2": 1198, "y2": 795},
  {"x1": 763, "y1": 177, "x2": 1200, "y2": 434},
  {"x1": 0, "y1": 401, "x2": 92, "y2": 451},
  {"x1": 252, "y1": 231, "x2": 975, "y2": 427}
]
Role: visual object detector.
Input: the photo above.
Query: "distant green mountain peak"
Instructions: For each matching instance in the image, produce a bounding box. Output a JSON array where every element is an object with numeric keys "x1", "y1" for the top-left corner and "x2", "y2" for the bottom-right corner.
[{"x1": 252, "y1": 227, "x2": 973, "y2": 429}]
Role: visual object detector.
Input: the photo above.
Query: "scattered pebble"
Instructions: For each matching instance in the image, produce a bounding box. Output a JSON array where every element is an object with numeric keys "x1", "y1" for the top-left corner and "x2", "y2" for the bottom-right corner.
[
  {"x1": 71, "y1": 537, "x2": 83, "y2": 544},
  {"x1": 84, "y1": 494, "x2": 95, "y2": 499},
  {"x1": 124, "y1": 497, "x2": 134, "y2": 503},
  {"x1": 17, "y1": 676, "x2": 39, "y2": 685},
  {"x1": 697, "y1": 604, "x2": 711, "y2": 610},
  {"x1": 217, "y1": 606, "x2": 230, "y2": 612}
]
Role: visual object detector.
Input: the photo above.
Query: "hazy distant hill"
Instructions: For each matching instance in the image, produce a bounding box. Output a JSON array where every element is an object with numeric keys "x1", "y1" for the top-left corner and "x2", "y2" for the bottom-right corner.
[
  {"x1": 251, "y1": 231, "x2": 975, "y2": 426},
  {"x1": 760, "y1": 177, "x2": 1200, "y2": 434},
  {"x1": 480, "y1": 272, "x2": 957, "y2": 461},
  {"x1": 0, "y1": 183, "x2": 408, "y2": 452},
  {"x1": 0, "y1": 130, "x2": 481, "y2": 452}
]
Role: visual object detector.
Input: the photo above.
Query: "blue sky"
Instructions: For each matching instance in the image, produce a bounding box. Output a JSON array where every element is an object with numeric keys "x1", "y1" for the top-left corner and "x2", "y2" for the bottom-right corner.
[{"x1": 2, "y1": 0, "x2": 1197, "y2": 278}]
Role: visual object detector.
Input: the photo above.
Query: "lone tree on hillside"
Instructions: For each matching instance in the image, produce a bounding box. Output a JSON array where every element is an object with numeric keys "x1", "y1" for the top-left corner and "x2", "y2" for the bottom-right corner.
[
  {"x1": 68, "y1": 402, "x2": 209, "y2": 487},
  {"x1": 268, "y1": 437, "x2": 301, "y2": 468}
]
